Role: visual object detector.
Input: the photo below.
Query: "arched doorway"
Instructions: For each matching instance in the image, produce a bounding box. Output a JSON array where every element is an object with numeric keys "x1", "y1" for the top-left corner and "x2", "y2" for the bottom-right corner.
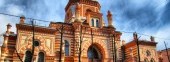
[{"x1": 87, "y1": 45, "x2": 103, "y2": 62}]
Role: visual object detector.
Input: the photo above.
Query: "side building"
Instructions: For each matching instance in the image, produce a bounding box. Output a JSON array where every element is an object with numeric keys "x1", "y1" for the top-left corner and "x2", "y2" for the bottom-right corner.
[
  {"x1": 122, "y1": 33, "x2": 158, "y2": 62},
  {"x1": 158, "y1": 48, "x2": 170, "y2": 62}
]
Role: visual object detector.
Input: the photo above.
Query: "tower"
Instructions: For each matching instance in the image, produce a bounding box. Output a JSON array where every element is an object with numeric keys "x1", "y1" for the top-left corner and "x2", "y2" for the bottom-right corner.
[{"x1": 64, "y1": 0, "x2": 104, "y2": 28}]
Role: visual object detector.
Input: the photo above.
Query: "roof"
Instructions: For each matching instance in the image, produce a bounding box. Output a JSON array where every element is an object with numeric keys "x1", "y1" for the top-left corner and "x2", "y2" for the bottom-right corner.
[
  {"x1": 124, "y1": 40, "x2": 157, "y2": 48},
  {"x1": 16, "y1": 23, "x2": 56, "y2": 34},
  {"x1": 159, "y1": 48, "x2": 170, "y2": 52}
]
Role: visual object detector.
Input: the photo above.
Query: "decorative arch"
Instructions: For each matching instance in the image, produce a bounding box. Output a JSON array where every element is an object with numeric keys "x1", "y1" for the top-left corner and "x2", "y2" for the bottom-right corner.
[
  {"x1": 19, "y1": 36, "x2": 50, "y2": 55},
  {"x1": 82, "y1": 39, "x2": 108, "y2": 58},
  {"x1": 86, "y1": 9, "x2": 92, "y2": 12},
  {"x1": 87, "y1": 44, "x2": 103, "y2": 60}
]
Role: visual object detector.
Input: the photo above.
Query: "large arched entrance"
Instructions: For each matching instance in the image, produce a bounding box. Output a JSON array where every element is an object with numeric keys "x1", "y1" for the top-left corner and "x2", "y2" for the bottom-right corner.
[{"x1": 87, "y1": 44, "x2": 103, "y2": 62}]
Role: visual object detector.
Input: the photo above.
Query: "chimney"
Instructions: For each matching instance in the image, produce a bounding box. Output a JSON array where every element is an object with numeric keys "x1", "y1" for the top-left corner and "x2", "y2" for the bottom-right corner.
[
  {"x1": 150, "y1": 36, "x2": 155, "y2": 42},
  {"x1": 133, "y1": 32, "x2": 137, "y2": 40},
  {"x1": 107, "y1": 10, "x2": 113, "y2": 27},
  {"x1": 20, "y1": 16, "x2": 25, "y2": 24},
  {"x1": 6, "y1": 23, "x2": 12, "y2": 34}
]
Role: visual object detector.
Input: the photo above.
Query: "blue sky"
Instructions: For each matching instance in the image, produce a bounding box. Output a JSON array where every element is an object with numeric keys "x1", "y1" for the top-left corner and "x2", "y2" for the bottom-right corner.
[{"x1": 0, "y1": 0, "x2": 170, "y2": 50}]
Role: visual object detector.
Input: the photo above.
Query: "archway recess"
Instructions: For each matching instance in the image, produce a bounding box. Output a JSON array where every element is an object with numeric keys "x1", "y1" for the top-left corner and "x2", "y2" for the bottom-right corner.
[
  {"x1": 87, "y1": 44, "x2": 103, "y2": 62},
  {"x1": 81, "y1": 39, "x2": 109, "y2": 62}
]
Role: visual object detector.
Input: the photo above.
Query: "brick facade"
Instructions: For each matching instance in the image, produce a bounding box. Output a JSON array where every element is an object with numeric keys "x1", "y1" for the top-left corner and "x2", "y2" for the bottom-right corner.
[{"x1": 0, "y1": 0, "x2": 159, "y2": 62}]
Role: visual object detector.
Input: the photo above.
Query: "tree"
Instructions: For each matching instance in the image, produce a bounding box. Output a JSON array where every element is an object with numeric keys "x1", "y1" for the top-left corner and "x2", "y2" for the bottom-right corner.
[
  {"x1": 58, "y1": 24, "x2": 64, "y2": 62},
  {"x1": 78, "y1": 25, "x2": 87, "y2": 62}
]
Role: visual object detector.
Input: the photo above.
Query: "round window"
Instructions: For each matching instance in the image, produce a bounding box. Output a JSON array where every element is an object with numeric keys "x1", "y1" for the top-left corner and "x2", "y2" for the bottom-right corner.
[{"x1": 34, "y1": 41, "x2": 39, "y2": 46}]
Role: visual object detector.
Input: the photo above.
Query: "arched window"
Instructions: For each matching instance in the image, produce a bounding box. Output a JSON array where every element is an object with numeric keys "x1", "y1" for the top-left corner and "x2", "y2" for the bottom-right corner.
[
  {"x1": 86, "y1": 9, "x2": 92, "y2": 12},
  {"x1": 96, "y1": 20, "x2": 99, "y2": 27},
  {"x1": 146, "y1": 50, "x2": 151, "y2": 56},
  {"x1": 150, "y1": 58, "x2": 155, "y2": 62},
  {"x1": 91, "y1": 19, "x2": 95, "y2": 27},
  {"x1": 144, "y1": 58, "x2": 149, "y2": 62},
  {"x1": 24, "y1": 51, "x2": 32, "y2": 62},
  {"x1": 38, "y1": 52, "x2": 45, "y2": 62},
  {"x1": 65, "y1": 40, "x2": 69, "y2": 56}
]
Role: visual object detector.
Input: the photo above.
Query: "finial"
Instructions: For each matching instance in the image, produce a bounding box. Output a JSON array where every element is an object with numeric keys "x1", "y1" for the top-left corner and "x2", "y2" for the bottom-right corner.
[
  {"x1": 7, "y1": 23, "x2": 12, "y2": 28},
  {"x1": 133, "y1": 32, "x2": 137, "y2": 40},
  {"x1": 6, "y1": 23, "x2": 12, "y2": 34},
  {"x1": 150, "y1": 36, "x2": 155, "y2": 42},
  {"x1": 76, "y1": 2, "x2": 80, "y2": 10},
  {"x1": 107, "y1": 10, "x2": 113, "y2": 27},
  {"x1": 108, "y1": 10, "x2": 111, "y2": 15},
  {"x1": 20, "y1": 15, "x2": 25, "y2": 24}
]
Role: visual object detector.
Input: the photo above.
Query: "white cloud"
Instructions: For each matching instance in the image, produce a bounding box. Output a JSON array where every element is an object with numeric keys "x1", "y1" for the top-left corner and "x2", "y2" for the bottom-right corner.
[
  {"x1": 0, "y1": 3, "x2": 24, "y2": 45},
  {"x1": 6, "y1": 4, "x2": 24, "y2": 15},
  {"x1": 154, "y1": 24, "x2": 170, "y2": 50}
]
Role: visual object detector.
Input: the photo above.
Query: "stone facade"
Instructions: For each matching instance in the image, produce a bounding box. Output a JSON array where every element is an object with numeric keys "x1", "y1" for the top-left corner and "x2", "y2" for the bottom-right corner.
[{"x1": 0, "y1": 0, "x2": 122, "y2": 62}]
